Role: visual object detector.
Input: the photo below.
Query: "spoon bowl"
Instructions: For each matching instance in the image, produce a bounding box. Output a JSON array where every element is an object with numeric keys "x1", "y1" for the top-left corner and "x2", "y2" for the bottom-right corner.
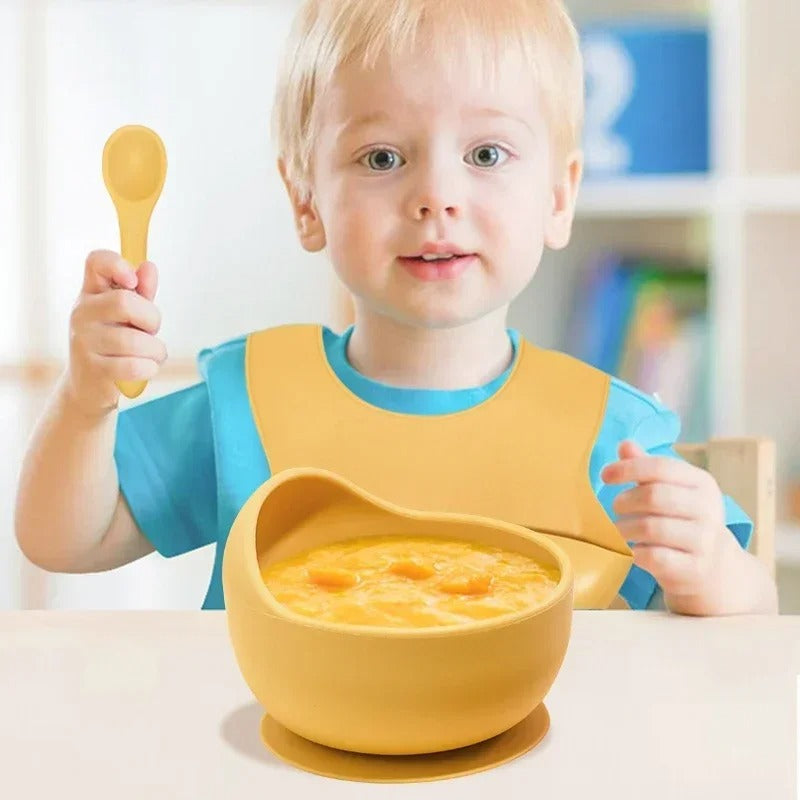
[{"x1": 105, "y1": 129, "x2": 165, "y2": 202}]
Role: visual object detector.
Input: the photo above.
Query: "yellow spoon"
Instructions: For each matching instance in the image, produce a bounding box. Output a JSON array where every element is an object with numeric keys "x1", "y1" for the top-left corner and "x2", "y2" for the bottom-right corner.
[{"x1": 102, "y1": 124, "x2": 167, "y2": 399}]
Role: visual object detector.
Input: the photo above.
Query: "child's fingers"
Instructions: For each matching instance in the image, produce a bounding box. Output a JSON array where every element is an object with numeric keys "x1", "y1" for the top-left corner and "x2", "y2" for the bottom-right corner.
[
  {"x1": 80, "y1": 288, "x2": 162, "y2": 335},
  {"x1": 134, "y1": 261, "x2": 158, "y2": 302},
  {"x1": 90, "y1": 324, "x2": 167, "y2": 364},
  {"x1": 631, "y1": 544, "x2": 699, "y2": 594},
  {"x1": 617, "y1": 439, "x2": 646, "y2": 460},
  {"x1": 601, "y1": 451, "x2": 699, "y2": 488},
  {"x1": 83, "y1": 250, "x2": 137, "y2": 294},
  {"x1": 616, "y1": 515, "x2": 699, "y2": 553},
  {"x1": 92, "y1": 354, "x2": 163, "y2": 384},
  {"x1": 613, "y1": 482, "x2": 704, "y2": 520}
]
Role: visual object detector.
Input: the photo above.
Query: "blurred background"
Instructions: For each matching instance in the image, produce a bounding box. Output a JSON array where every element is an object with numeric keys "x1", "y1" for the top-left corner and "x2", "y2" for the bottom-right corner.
[{"x1": 2, "y1": 0, "x2": 799, "y2": 611}]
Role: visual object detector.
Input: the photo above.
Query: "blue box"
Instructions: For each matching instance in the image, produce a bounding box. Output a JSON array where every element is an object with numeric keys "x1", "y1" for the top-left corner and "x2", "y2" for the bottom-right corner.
[{"x1": 579, "y1": 23, "x2": 709, "y2": 176}]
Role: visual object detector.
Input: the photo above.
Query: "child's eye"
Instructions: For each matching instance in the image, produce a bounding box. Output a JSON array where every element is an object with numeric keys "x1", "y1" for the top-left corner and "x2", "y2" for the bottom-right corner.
[
  {"x1": 360, "y1": 149, "x2": 406, "y2": 172},
  {"x1": 465, "y1": 144, "x2": 510, "y2": 168}
]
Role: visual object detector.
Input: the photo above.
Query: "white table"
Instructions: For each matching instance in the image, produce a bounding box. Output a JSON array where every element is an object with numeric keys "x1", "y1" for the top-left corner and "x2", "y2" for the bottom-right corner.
[{"x1": 0, "y1": 611, "x2": 797, "y2": 799}]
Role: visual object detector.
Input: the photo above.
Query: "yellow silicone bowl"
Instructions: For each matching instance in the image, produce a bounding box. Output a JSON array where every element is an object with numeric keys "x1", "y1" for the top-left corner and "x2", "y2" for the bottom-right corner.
[{"x1": 222, "y1": 467, "x2": 574, "y2": 756}]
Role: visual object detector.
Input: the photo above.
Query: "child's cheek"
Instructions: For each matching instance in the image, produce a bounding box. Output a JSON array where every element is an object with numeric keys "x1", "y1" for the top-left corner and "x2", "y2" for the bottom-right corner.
[{"x1": 327, "y1": 209, "x2": 385, "y2": 280}]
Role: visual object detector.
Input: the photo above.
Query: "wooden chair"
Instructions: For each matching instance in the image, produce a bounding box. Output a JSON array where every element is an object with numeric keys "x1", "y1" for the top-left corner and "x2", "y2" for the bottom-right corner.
[{"x1": 675, "y1": 437, "x2": 776, "y2": 578}]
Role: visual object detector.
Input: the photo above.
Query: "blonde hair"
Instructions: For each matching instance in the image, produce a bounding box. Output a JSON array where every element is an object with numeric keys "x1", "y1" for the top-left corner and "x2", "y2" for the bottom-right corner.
[{"x1": 272, "y1": 0, "x2": 584, "y2": 201}]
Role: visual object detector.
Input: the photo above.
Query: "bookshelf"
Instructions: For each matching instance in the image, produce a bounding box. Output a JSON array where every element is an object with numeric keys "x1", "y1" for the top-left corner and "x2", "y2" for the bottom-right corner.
[{"x1": 515, "y1": 0, "x2": 800, "y2": 569}]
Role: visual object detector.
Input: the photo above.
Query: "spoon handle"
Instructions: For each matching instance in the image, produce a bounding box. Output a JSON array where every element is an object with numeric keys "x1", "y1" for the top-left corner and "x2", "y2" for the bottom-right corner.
[
  {"x1": 116, "y1": 207, "x2": 154, "y2": 399},
  {"x1": 120, "y1": 209, "x2": 151, "y2": 270}
]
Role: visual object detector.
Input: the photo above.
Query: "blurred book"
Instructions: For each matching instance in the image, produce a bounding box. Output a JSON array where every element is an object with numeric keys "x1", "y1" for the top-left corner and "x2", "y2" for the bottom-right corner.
[{"x1": 565, "y1": 256, "x2": 709, "y2": 442}]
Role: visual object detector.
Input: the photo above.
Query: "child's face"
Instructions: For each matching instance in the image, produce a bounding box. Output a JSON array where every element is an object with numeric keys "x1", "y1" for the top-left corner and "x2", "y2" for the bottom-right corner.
[{"x1": 285, "y1": 45, "x2": 581, "y2": 329}]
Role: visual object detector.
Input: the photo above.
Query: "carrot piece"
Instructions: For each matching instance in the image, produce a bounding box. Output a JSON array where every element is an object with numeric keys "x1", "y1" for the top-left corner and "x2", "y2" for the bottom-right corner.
[
  {"x1": 389, "y1": 560, "x2": 435, "y2": 580},
  {"x1": 438, "y1": 574, "x2": 492, "y2": 595},
  {"x1": 307, "y1": 567, "x2": 359, "y2": 589}
]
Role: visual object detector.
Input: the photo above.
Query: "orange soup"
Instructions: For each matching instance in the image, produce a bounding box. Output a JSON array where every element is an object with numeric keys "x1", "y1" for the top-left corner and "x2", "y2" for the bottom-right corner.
[{"x1": 261, "y1": 535, "x2": 560, "y2": 627}]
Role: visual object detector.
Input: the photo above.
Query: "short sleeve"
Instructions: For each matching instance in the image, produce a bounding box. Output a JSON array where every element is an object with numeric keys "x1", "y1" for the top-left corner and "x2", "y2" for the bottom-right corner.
[
  {"x1": 114, "y1": 382, "x2": 218, "y2": 558},
  {"x1": 593, "y1": 382, "x2": 754, "y2": 610}
]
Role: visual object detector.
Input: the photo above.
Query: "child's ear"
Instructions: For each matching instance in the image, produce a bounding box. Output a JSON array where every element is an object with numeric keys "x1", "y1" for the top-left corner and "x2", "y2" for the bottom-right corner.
[
  {"x1": 544, "y1": 149, "x2": 583, "y2": 251},
  {"x1": 278, "y1": 158, "x2": 326, "y2": 253}
]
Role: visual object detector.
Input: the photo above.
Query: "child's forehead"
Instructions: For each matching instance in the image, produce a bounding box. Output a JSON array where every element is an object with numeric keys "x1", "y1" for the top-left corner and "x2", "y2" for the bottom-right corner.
[{"x1": 321, "y1": 47, "x2": 540, "y2": 125}]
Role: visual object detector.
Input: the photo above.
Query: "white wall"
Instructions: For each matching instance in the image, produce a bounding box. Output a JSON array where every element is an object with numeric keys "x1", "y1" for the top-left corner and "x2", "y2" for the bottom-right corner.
[
  {"x1": 41, "y1": 0, "x2": 335, "y2": 363},
  {"x1": 3, "y1": 0, "x2": 339, "y2": 609},
  {"x1": 0, "y1": 1, "x2": 24, "y2": 362}
]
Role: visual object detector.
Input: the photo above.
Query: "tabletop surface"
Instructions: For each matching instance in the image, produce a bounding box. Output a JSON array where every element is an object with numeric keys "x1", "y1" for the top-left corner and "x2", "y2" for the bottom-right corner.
[{"x1": 0, "y1": 610, "x2": 798, "y2": 799}]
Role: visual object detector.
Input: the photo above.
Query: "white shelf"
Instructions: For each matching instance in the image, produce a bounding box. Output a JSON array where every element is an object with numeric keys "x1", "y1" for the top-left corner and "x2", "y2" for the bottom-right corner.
[
  {"x1": 577, "y1": 175, "x2": 713, "y2": 218},
  {"x1": 740, "y1": 175, "x2": 800, "y2": 213},
  {"x1": 576, "y1": 174, "x2": 800, "y2": 218}
]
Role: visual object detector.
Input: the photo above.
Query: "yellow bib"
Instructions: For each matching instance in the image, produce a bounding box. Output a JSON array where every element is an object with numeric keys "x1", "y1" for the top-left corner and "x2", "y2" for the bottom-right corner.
[{"x1": 245, "y1": 324, "x2": 633, "y2": 608}]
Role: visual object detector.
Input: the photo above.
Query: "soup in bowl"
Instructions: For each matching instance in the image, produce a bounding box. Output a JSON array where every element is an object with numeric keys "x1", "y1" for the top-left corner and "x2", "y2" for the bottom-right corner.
[
  {"x1": 262, "y1": 534, "x2": 561, "y2": 628},
  {"x1": 223, "y1": 467, "x2": 573, "y2": 756}
]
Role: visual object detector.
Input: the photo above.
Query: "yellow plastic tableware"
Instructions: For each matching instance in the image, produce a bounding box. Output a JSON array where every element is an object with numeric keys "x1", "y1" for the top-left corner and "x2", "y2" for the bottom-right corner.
[
  {"x1": 102, "y1": 124, "x2": 167, "y2": 399},
  {"x1": 223, "y1": 467, "x2": 574, "y2": 781},
  {"x1": 259, "y1": 703, "x2": 551, "y2": 783}
]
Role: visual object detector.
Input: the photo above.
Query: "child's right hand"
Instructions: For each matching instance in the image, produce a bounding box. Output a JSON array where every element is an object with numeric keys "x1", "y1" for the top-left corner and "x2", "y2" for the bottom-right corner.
[{"x1": 67, "y1": 250, "x2": 168, "y2": 415}]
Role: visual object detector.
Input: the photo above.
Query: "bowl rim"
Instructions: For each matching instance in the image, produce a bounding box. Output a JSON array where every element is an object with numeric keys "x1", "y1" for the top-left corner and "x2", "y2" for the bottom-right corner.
[{"x1": 234, "y1": 467, "x2": 575, "y2": 639}]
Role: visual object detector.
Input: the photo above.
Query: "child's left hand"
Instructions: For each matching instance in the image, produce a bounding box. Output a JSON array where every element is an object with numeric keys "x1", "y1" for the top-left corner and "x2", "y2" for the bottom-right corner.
[{"x1": 601, "y1": 440, "x2": 741, "y2": 615}]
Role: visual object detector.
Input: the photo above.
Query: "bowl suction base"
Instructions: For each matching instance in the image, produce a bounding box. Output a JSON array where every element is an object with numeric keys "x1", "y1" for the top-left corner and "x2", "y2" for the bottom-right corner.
[{"x1": 260, "y1": 703, "x2": 550, "y2": 783}]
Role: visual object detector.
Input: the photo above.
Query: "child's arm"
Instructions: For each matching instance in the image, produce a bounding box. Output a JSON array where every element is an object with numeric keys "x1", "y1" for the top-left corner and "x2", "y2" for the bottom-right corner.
[
  {"x1": 14, "y1": 251, "x2": 166, "y2": 573},
  {"x1": 15, "y1": 373, "x2": 154, "y2": 572}
]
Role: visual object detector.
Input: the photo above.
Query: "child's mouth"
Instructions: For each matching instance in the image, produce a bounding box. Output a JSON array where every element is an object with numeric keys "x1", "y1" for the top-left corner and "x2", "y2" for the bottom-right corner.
[{"x1": 398, "y1": 254, "x2": 477, "y2": 281}]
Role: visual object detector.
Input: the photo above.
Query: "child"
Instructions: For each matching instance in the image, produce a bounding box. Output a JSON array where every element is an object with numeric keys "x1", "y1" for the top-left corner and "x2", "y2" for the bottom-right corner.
[{"x1": 15, "y1": 0, "x2": 777, "y2": 615}]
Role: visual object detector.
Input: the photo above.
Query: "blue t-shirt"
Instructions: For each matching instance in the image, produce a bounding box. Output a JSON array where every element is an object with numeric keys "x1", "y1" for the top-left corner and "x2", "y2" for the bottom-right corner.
[{"x1": 114, "y1": 326, "x2": 753, "y2": 610}]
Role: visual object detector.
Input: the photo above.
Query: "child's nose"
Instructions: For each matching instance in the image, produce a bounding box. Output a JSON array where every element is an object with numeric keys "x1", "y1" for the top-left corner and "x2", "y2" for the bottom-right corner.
[
  {"x1": 406, "y1": 171, "x2": 464, "y2": 221},
  {"x1": 413, "y1": 201, "x2": 460, "y2": 221}
]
